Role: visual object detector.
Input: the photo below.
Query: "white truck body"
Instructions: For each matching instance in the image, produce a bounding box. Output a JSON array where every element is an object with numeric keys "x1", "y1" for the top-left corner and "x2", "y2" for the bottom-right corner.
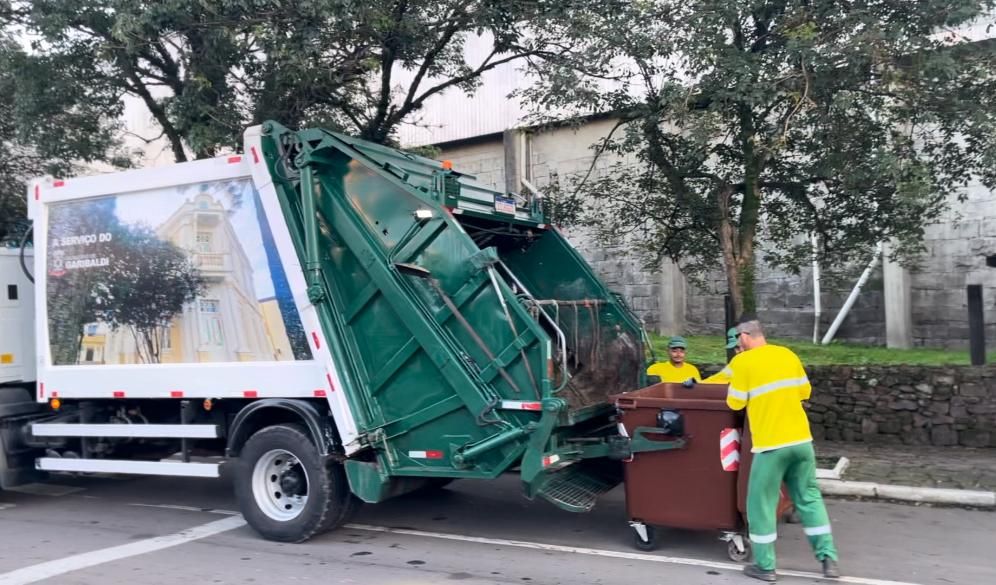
[
  {"x1": 0, "y1": 249, "x2": 35, "y2": 386},
  {"x1": 22, "y1": 138, "x2": 361, "y2": 451}
]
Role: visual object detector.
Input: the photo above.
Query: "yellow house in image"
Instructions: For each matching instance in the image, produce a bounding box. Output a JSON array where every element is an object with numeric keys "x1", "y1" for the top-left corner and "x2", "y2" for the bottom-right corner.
[{"x1": 96, "y1": 188, "x2": 278, "y2": 364}]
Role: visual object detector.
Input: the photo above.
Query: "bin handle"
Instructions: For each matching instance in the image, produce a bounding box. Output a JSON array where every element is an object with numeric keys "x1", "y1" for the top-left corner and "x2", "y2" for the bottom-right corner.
[{"x1": 616, "y1": 398, "x2": 637, "y2": 410}]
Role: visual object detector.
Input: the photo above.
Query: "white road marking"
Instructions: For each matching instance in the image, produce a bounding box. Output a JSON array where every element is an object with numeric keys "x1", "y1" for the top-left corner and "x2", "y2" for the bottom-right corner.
[
  {"x1": 346, "y1": 523, "x2": 925, "y2": 585},
  {"x1": 4, "y1": 483, "x2": 84, "y2": 497},
  {"x1": 0, "y1": 515, "x2": 246, "y2": 585},
  {"x1": 127, "y1": 503, "x2": 239, "y2": 515}
]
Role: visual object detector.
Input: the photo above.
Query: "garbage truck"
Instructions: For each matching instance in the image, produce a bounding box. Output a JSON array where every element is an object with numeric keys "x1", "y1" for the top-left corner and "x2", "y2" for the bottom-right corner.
[{"x1": 0, "y1": 121, "x2": 673, "y2": 542}]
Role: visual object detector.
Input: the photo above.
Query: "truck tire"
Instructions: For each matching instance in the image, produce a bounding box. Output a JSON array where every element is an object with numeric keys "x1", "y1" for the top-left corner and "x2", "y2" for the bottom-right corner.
[{"x1": 234, "y1": 424, "x2": 357, "y2": 542}]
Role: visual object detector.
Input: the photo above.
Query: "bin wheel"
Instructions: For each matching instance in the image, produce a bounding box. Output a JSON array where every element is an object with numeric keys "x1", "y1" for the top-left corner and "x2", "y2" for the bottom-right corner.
[
  {"x1": 727, "y1": 537, "x2": 751, "y2": 562},
  {"x1": 234, "y1": 424, "x2": 357, "y2": 543},
  {"x1": 633, "y1": 525, "x2": 657, "y2": 551}
]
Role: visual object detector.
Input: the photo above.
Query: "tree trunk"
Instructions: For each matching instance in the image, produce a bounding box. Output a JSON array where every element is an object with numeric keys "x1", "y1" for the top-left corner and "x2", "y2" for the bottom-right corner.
[
  {"x1": 732, "y1": 104, "x2": 761, "y2": 317},
  {"x1": 716, "y1": 184, "x2": 745, "y2": 316},
  {"x1": 717, "y1": 184, "x2": 759, "y2": 319}
]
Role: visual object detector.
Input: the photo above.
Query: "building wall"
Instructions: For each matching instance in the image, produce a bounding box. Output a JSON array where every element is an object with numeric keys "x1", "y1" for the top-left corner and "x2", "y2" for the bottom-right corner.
[
  {"x1": 435, "y1": 119, "x2": 996, "y2": 348},
  {"x1": 439, "y1": 120, "x2": 667, "y2": 332}
]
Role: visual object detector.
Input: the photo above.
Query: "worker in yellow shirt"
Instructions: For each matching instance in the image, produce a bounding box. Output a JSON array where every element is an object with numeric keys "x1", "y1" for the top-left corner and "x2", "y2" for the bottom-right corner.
[
  {"x1": 702, "y1": 327, "x2": 740, "y2": 384},
  {"x1": 727, "y1": 316, "x2": 839, "y2": 582},
  {"x1": 646, "y1": 336, "x2": 701, "y2": 383}
]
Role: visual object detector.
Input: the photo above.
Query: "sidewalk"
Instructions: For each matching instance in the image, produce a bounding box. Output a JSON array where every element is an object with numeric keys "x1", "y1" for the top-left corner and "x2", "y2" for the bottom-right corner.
[{"x1": 815, "y1": 440, "x2": 996, "y2": 493}]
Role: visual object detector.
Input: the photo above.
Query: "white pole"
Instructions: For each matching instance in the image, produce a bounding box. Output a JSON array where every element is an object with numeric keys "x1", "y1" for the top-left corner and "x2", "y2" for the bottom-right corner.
[
  {"x1": 821, "y1": 241, "x2": 884, "y2": 345},
  {"x1": 811, "y1": 233, "x2": 821, "y2": 344}
]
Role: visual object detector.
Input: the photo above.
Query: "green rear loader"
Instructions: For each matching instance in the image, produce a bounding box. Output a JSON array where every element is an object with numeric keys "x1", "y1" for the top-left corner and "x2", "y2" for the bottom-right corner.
[{"x1": 256, "y1": 121, "x2": 651, "y2": 514}]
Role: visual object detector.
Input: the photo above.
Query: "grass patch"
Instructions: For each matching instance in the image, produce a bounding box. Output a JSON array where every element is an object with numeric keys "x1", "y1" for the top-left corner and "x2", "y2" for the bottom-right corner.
[{"x1": 649, "y1": 334, "x2": 996, "y2": 366}]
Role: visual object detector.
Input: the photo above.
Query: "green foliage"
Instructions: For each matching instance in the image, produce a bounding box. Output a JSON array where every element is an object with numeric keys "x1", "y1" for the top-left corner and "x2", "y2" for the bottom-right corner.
[
  {"x1": 6, "y1": 0, "x2": 565, "y2": 158},
  {"x1": 524, "y1": 1, "x2": 996, "y2": 314},
  {"x1": 0, "y1": 33, "x2": 127, "y2": 242},
  {"x1": 2, "y1": 1, "x2": 570, "y2": 236}
]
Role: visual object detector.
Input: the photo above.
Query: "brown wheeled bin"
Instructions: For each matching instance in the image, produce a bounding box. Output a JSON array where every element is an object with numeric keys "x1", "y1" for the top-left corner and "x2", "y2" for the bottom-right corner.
[{"x1": 612, "y1": 382, "x2": 792, "y2": 561}]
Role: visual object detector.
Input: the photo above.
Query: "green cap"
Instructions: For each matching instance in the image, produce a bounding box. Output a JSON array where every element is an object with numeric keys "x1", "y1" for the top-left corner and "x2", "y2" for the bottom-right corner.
[
  {"x1": 725, "y1": 327, "x2": 739, "y2": 349},
  {"x1": 667, "y1": 336, "x2": 688, "y2": 349}
]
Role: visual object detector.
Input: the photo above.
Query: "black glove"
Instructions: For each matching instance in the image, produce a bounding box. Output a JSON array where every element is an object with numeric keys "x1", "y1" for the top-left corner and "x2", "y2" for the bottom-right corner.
[{"x1": 682, "y1": 378, "x2": 696, "y2": 388}]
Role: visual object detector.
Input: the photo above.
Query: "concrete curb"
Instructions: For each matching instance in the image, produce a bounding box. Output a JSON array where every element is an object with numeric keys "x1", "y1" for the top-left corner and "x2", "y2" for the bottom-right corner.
[
  {"x1": 818, "y1": 478, "x2": 996, "y2": 507},
  {"x1": 814, "y1": 456, "x2": 850, "y2": 480}
]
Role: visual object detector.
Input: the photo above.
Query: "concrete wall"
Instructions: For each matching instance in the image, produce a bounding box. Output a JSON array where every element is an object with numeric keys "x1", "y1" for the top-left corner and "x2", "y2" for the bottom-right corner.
[
  {"x1": 438, "y1": 121, "x2": 667, "y2": 330},
  {"x1": 434, "y1": 120, "x2": 996, "y2": 348}
]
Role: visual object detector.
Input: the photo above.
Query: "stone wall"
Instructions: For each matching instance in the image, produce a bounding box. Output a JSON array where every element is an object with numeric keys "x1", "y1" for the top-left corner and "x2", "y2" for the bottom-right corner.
[
  {"x1": 695, "y1": 364, "x2": 996, "y2": 447},
  {"x1": 803, "y1": 365, "x2": 996, "y2": 447}
]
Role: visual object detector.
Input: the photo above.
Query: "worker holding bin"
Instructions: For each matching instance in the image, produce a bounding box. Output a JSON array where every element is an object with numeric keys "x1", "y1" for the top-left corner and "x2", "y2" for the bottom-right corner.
[{"x1": 726, "y1": 316, "x2": 840, "y2": 582}]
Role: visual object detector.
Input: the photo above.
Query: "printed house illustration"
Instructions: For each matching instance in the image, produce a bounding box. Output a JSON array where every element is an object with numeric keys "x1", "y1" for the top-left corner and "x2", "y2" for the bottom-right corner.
[{"x1": 95, "y1": 188, "x2": 283, "y2": 364}]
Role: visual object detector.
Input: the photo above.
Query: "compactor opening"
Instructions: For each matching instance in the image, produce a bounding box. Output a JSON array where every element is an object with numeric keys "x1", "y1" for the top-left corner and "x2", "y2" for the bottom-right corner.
[{"x1": 456, "y1": 215, "x2": 645, "y2": 414}]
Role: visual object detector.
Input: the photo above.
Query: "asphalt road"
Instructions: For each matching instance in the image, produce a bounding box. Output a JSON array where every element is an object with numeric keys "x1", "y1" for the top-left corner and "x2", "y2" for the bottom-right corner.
[{"x1": 0, "y1": 471, "x2": 993, "y2": 585}]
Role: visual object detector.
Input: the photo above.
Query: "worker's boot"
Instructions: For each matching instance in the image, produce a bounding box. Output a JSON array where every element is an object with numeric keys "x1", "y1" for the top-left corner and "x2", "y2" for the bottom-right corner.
[
  {"x1": 822, "y1": 558, "x2": 840, "y2": 578},
  {"x1": 743, "y1": 564, "x2": 777, "y2": 582}
]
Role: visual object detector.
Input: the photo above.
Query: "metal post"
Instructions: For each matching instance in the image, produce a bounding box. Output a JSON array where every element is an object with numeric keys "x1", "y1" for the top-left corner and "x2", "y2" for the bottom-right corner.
[
  {"x1": 968, "y1": 285, "x2": 985, "y2": 366},
  {"x1": 180, "y1": 400, "x2": 192, "y2": 463},
  {"x1": 822, "y1": 242, "x2": 884, "y2": 345},
  {"x1": 811, "y1": 233, "x2": 821, "y2": 344}
]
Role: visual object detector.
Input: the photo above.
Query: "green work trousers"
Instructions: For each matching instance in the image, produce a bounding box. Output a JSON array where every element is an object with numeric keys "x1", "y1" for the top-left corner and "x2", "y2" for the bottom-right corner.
[{"x1": 747, "y1": 442, "x2": 838, "y2": 570}]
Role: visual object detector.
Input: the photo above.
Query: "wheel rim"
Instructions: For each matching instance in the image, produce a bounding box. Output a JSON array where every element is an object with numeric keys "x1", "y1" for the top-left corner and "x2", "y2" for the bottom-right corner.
[{"x1": 252, "y1": 449, "x2": 309, "y2": 521}]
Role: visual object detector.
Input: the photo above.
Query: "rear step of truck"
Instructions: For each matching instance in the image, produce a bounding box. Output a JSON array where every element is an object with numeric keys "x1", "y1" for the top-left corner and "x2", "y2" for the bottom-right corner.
[
  {"x1": 31, "y1": 423, "x2": 222, "y2": 478},
  {"x1": 31, "y1": 423, "x2": 219, "y2": 438},
  {"x1": 536, "y1": 462, "x2": 621, "y2": 513},
  {"x1": 36, "y1": 457, "x2": 220, "y2": 478}
]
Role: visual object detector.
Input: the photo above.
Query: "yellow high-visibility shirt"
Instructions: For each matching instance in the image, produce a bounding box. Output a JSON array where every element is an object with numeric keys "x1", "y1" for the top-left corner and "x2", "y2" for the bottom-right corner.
[
  {"x1": 646, "y1": 361, "x2": 701, "y2": 383},
  {"x1": 702, "y1": 364, "x2": 733, "y2": 384},
  {"x1": 726, "y1": 344, "x2": 812, "y2": 452}
]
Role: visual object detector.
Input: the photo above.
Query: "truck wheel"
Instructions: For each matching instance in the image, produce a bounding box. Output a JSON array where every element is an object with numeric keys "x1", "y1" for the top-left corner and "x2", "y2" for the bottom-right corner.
[{"x1": 234, "y1": 424, "x2": 356, "y2": 542}]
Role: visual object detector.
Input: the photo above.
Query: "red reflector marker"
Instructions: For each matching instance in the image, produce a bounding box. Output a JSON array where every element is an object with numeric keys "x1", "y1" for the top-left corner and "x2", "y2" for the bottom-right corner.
[
  {"x1": 227, "y1": 156, "x2": 242, "y2": 164},
  {"x1": 34, "y1": 185, "x2": 40, "y2": 200},
  {"x1": 113, "y1": 391, "x2": 125, "y2": 398},
  {"x1": 314, "y1": 389, "x2": 327, "y2": 398},
  {"x1": 425, "y1": 450, "x2": 445, "y2": 460},
  {"x1": 170, "y1": 390, "x2": 184, "y2": 398},
  {"x1": 312, "y1": 331, "x2": 321, "y2": 349},
  {"x1": 244, "y1": 390, "x2": 258, "y2": 398},
  {"x1": 250, "y1": 146, "x2": 260, "y2": 164},
  {"x1": 53, "y1": 180, "x2": 65, "y2": 187},
  {"x1": 326, "y1": 373, "x2": 336, "y2": 392}
]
